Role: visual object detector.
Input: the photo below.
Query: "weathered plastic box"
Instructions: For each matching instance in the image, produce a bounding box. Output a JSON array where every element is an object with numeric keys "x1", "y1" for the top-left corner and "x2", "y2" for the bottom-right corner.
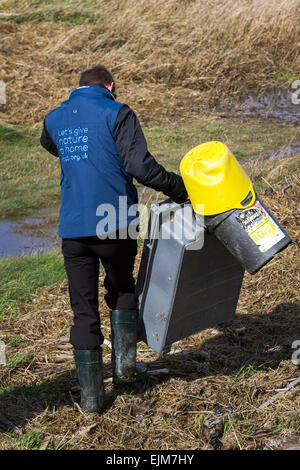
[{"x1": 136, "y1": 200, "x2": 245, "y2": 354}]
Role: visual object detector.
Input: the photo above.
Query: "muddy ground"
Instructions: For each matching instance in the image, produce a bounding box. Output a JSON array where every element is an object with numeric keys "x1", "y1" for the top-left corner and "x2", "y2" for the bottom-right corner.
[
  {"x1": 0, "y1": 0, "x2": 299, "y2": 450},
  {"x1": 0, "y1": 173, "x2": 299, "y2": 450}
]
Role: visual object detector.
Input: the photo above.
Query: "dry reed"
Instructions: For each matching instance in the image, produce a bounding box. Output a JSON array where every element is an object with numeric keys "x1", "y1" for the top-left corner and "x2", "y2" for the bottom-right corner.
[{"x1": 0, "y1": 0, "x2": 299, "y2": 126}]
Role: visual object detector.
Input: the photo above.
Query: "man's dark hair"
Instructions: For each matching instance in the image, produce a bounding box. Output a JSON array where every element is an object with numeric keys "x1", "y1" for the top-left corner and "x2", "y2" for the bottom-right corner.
[{"x1": 79, "y1": 65, "x2": 115, "y2": 90}]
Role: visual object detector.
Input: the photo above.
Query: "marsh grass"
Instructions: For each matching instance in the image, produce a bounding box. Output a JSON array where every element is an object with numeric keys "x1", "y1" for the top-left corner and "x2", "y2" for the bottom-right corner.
[
  {"x1": 0, "y1": 249, "x2": 65, "y2": 321},
  {"x1": 0, "y1": 0, "x2": 299, "y2": 126},
  {"x1": 1, "y1": 117, "x2": 298, "y2": 218},
  {"x1": 0, "y1": 153, "x2": 298, "y2": 450},
  {"x1": 0, "y1": 124, "x2": 61, "y2": 218}
]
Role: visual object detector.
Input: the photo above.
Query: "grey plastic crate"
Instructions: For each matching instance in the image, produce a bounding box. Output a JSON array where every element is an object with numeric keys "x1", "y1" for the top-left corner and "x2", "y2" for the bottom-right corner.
[{"x1": 137, "y1": 200, "x2": 245, "y2": 354}]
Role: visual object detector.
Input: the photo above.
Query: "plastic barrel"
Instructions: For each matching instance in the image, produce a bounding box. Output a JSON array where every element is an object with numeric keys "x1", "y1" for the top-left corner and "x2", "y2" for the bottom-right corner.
[{"x1": 205, "y1": 196, "x2": 292, "y2": 274}]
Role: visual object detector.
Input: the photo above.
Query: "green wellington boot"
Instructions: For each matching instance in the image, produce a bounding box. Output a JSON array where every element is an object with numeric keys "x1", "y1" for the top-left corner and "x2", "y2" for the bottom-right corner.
[
  {"x1": 110, "y1": 309, "x2": 138, "y2": 384},
  {"x1": 73, "y1": 348, "x2": 105, "y2": 413}
]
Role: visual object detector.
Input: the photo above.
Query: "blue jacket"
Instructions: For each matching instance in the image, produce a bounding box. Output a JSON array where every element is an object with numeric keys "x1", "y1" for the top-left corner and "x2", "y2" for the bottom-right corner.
[{"x1": 44, "y1": 85, "x2": 138, "y2": 238}]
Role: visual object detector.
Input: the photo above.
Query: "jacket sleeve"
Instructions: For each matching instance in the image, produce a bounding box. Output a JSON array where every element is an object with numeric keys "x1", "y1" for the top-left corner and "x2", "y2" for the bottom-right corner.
[
  {"x1": 114, "y1": 105, "x2": 187, "y2": 203},
  {"x1": 40, "y1": 119, "x2": 59, "y2": 157}
]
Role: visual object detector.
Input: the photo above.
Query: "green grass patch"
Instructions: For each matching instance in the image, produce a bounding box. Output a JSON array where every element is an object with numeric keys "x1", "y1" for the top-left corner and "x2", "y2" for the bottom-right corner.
[
  {"x1": 143, "y1": 118, "x2": 300, "y2": 173},
  {"x1": 0, "y1": 249, "x2": 66, "y2": 321},
  {"x1": 6, "y1": 351, "x2": 29, "y2": 368},
  {"x1": 1, "y1": 9, "x2": 98, "y2": 25},
  {"x1": 273, "y1": 415, "x2": 300, "y2": 434},
  {"x1": 18, "y1": 427, "x2": 44, "y2": 450},
  {"x1": 1, "y1": 118, "x2": 298, "y2": 219},
  {"x1": 5, "y1": 426, "x2": 44, "y2": 450},
  {"x1": 223, "y1": 419, "x2": 233, "y2": 435},
  {"x1": 0, "y1": 377, "x2": 56, "y2": 398},
  {"x1": 0, "y1": 384, "x2": 14, "y2": 395},
  {"x1": 197, "y1": 416, "x2": 206, "y2": 432},
  {"x1": 0, "y1": 0, "x2": 102, "y2": 25},
  {"x1": 231, "y1": 363, "x2": 268, "y2": 382},
  {"x1": 24, "y1": 379, "x2": 55, "y2": 396},
  {"x1": 0, "y1": 124, "x2": 61, "y2": 219},
  {"x1": 8, "y1": 334, "x2": 27, "y2": 347}
]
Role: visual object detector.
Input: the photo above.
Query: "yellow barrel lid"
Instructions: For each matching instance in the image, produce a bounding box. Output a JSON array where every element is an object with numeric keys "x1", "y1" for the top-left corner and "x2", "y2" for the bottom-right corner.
[{"x1": 180, "y1": 141, "x2": 255, "y2": 215}]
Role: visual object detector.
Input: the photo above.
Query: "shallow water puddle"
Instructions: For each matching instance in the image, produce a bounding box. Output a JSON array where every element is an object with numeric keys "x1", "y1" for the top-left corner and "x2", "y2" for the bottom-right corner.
[
  {"x1": 268, "y1": 141, "x2": 300, "y2": 159},
  {"x1": 0, "y1": 207, "x2": 59, "y2": 257},
  {"x1": 239, "y1": 89, "x2": 300, "y2": 124},
  {"x1": 221, "y1": 87, "x2": 300, "y2": 125}
]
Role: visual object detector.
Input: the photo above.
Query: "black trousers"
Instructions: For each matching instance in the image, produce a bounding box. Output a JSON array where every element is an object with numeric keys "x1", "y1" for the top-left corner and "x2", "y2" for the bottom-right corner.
[{"x1": 62, "y1": 236, "x2": 138, "y2": 350}]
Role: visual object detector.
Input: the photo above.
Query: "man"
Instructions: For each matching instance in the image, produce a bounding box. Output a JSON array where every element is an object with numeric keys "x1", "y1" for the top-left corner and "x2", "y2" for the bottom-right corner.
[{"x1": 40, "y1": 65, "x2": 187, "y2": 414}]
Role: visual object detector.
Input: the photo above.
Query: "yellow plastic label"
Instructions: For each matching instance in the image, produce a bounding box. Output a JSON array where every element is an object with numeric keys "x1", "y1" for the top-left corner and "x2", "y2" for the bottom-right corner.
[
  {"x1": 238, "y1": 201, "x2": 285, "y2": 252},
  {"x1": 247, "y1": 218, "x2": 277, "y2": 252}
]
